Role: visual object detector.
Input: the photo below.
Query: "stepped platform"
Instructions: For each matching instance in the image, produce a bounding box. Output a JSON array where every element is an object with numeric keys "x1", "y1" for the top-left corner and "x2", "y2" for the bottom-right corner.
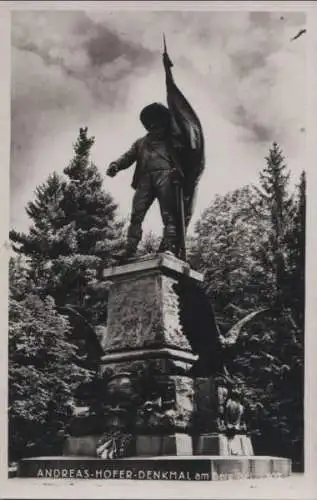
[{"x1": 15, "y1": 455, "x2": 291, "y2": 480}]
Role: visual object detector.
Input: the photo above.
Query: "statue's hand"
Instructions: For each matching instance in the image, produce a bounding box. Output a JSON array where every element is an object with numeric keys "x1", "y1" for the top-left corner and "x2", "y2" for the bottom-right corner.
[{"x1": 106, "y1": 162, "x2": 119, "y2": 177}]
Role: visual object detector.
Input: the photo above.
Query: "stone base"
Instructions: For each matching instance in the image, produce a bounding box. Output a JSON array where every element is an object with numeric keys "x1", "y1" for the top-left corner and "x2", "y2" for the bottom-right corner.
[
  {"x1": 194, "y1": 433, "x2": 254, "y2": 456},
  {"x1": 63, "y1": 434, "x2": 193, "y2": 458},
  {"x1": 136, "y1": 434, "x2": 193, "y2": 457},
  {"x1": 147, "y1": 455, "x2": 292, "y2": 479},
  {"x1": 209, "y1": 455, "x2": 291, "y2": 479},
  {"x1": 16, "y1": 455, "x2": 292, "y2": 480},
  {"x1": 63, "y1": 436, "x2": 102, "y2": 457},
  {"x1": 64, "y1": 433, "x2": 254, "y2": 458}
]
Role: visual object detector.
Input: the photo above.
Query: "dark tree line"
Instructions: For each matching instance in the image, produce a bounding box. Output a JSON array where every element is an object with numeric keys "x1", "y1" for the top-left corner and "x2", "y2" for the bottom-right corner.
[
  {"x1": 189, "y1": 143, "x2": 305, "y2": 470},
  {"x1": 9, "y1": 132, "x2": 305, "y2": 470}
]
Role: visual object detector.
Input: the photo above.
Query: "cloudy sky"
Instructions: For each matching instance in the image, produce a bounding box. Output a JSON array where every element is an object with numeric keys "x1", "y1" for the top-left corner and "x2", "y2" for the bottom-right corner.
[{"x1": 10, "y1": 9, "x2": 306, "y2": 237}]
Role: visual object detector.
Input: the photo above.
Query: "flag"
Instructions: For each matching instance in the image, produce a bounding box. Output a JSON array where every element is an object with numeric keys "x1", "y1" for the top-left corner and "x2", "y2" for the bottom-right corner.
[{"x1": 163, "y1": 35, "x2": 205, "y2": 225}]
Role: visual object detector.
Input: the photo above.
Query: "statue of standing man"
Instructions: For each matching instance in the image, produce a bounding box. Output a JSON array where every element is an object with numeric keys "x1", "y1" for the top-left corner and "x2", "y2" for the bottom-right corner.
[{"x1": 107, "y1": 37, "x2": 205, "y2": 263}]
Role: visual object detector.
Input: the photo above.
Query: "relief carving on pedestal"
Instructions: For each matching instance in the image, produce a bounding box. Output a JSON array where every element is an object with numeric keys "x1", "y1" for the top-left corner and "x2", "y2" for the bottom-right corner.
[
  {"x1": 95, "y1": 366, "x2": 194, "y2": 458},
  {"x1": 104, "y1": 273, "x2": 193, "y2": 353},
  {"x1": 104, "y1": 276, "x2": 164, "y2": 352},
  {"x1": 161, "y1": 275, "x2": 192, "y2": 351}
]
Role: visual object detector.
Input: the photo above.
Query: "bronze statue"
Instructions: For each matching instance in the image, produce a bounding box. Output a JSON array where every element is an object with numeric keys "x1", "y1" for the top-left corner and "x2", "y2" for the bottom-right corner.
[{"x1": 106, "y1": 37, "x2": 205, "y2": 262}]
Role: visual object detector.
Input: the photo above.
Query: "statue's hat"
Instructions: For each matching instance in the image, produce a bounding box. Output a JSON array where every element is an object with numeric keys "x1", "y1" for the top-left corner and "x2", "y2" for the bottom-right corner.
[{"x1": 140, "y1": 102, "x2": 170, "y2": 129}]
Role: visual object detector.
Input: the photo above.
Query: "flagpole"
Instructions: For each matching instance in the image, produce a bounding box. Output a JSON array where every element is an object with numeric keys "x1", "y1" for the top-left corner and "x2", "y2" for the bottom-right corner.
[
  {"x1": 162, "y1": 35, "x2": 186, "y2": 261},
  {"x1": 178, "y1": 183, "x2": 187, "y2": 262}
]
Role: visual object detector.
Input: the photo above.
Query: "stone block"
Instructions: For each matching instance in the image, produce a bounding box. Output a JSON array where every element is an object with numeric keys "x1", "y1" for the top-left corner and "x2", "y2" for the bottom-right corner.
[
  {"x1": 194, "y1": 433, "x2": 254, "y2": 456},
  {"x1": 192, "y1": 377, "x2": 218, "y2": 433},
  {"x1": 194, "y1": 433, "x2": 229, "y2": 455},
  {"x1": 103, "y1": 253, "x2": 203, "y2": 283},
  {"x1": 101, "y1": 254, "x2": 202, "y2": 354},
  {"x1": 100, "y1": 349, "x2": 197, "y2": 378},
  {"x1": 239, "y1": 435, "x2": 254, "y2": 455},
  {"x1": 63, "y1": 436, "x2": 101, "y2": 457},
  {"x1": 135, "y1": 435, "x2": 162, "y2": 456},
  {"x1": 249, "y1": 457, "x2": 273, "y2": 478},
  {"x1": 271, "y1": 457, "x2": 292, "y2": 476},
  {"x1": 227, "y1": 434, "x2": 254, "y2": 456},
  {"x1": 136, "y1": 434, "x2": 193, "y2": 457},
  {"x1": 211, "y1": 457, "x2": 250, "y2": 479}
]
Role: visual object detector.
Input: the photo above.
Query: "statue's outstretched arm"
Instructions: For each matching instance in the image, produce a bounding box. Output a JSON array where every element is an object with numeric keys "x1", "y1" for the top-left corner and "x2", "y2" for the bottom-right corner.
[{"x1": 107, "y1": 140, "x2": 140, "y2": 177}]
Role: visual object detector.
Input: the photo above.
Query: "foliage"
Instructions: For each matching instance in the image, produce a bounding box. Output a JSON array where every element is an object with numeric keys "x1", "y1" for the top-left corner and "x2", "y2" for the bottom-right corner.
[
  {"x1": 189, "y1": 185, "x2": 269, "y2": 330},
  {"x1": 9, "y1": 257, "x2": 92, "y2": 460},
  {"x1": 137, "y1": 230, "x2": 160, "y2": 256},
  {"x1": 190, "y1": 143, "x2": 305, "y2": 469},
  {"x1": 8, "y1": 135, "x2": 305, "y2": 470},
  {"x1": 10, "y1": 127, "x2": 125, "y2": 325},
  {"x1": 8, "y1": 127, "x2": 125, "y2": 460}
]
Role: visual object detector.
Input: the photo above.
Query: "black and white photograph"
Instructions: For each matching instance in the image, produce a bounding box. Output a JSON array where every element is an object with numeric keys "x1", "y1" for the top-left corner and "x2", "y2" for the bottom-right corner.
[{"x1": 2, "y1": 1, "x2": 316, "y2": 498}]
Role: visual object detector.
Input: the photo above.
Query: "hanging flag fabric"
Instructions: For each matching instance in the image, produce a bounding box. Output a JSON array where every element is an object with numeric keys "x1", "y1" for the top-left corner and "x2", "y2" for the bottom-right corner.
[{"x1": 163, "y1": 35, "x2": 205, "y2": 226}]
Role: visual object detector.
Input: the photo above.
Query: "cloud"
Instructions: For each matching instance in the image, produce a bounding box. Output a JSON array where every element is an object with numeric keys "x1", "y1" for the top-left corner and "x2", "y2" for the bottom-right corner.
[{"x1": 10, "y1": 9, "x2": 306, "y2": 236}]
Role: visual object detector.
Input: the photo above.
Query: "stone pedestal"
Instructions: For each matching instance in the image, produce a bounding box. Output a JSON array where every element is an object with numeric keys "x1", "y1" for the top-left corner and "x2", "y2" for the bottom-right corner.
[
  {"x1": 101, "y1": 253, "x2": 202, "y2": 355},
  {"x1": 97, "y1": 253, "x2": 203, "y2": 457},
  {"x1": 57, "y1": 252, "x2": 291, "y2": 477}
]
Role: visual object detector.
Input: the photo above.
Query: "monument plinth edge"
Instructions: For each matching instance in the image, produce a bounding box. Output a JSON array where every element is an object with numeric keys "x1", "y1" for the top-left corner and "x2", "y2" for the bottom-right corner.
[{"x1": 103, "y1": 253, "x2": 204, "y2": 282}]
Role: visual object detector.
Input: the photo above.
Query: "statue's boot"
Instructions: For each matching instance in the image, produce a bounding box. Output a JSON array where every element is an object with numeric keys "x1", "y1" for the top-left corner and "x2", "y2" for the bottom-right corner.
[
  {"x1": 113, "y1": 225, "x2": 142, "y2": 264},
  {"x1": 158, "y1": 224, "x2": 178, "y2": 257},
  {"x1": 112, "y1": 239, "x2": 138, "y2": 264}
]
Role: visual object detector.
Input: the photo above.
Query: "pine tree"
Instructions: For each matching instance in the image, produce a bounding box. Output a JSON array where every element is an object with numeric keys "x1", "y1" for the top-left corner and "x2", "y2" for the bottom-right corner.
[
  {"x1": 236, "y1": 149, "x2": 304, "y2": 469},
  {"x1": 59, "y1": 127, "x2": 124, "y2": 320},
  {"x1": 286, "y1": 171, "x2": 306, "y2": 329},
  {"x1": 238, "y1": 147, "x2": 304, "y2": 468},
  {"x1": 256, "y1": 142, "x2": 295, "y2": 308},
  {"x1": 10, "y1": 172, "x2": 67, "y2": 261},
  {"x1": 10, "y1": 127, "x2": 124, "y2": 324},
  {"x1": 10, "y1": 172, "x2": 74, "y2": 298},
  {"x1": 62, "y1": 127, "x2": 123, "y2": 261}
]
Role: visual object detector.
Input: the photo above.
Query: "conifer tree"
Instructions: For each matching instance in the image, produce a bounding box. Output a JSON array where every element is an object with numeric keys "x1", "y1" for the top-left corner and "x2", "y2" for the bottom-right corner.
[
  {"x1": 286, "y1": 171, "x2": 306, "y2": 329},
  {"x1": 256, "y1": 142, "x2": 294, "y2": 308},
  {"x1": 10, "y1": 172, "x2": 67, "y2": 261},
  {"x1": 10, "y1": 127, "x2": 124, "y2": 324},
  {"x1": 242, "y1": 146, "x2": 303, "y2": 467},
  {"x1": 10, "y1": 172, "x2": 73, "y2": 298}
]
